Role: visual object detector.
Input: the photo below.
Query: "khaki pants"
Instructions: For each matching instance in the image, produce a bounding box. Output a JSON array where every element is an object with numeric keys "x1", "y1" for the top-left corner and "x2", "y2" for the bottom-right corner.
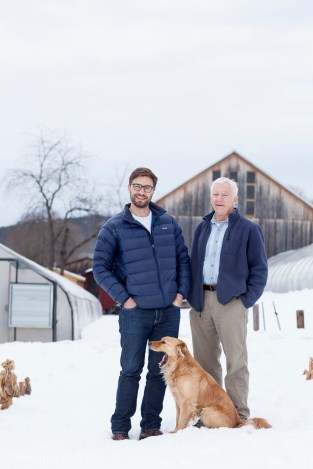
[{"x1": 189, "y1": 290, "x2": 250, "y2": 420}]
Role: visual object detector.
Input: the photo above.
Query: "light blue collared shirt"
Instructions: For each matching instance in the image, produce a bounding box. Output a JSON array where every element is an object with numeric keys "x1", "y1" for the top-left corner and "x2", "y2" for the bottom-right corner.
[{"x1": 203, "y1": 215, "x2": 229, "y2": 285}]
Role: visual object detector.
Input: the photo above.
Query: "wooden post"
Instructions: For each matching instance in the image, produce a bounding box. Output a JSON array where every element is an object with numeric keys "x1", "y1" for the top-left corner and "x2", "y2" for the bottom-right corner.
[
  {"x1": 296, "y1": 310, "x2": 305, "y2": 328},
  {"x1": 261, "y1": 302, "x2": 266, "y2": 331},
  {"x1": 253, "y1": 304, "x2": 259, "y2": 331}
]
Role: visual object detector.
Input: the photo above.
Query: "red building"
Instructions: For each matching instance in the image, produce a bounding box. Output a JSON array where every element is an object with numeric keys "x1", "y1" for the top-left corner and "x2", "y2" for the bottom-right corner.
[{"x1": 83, "y1": 268, "x2": 119, "y2": 314}]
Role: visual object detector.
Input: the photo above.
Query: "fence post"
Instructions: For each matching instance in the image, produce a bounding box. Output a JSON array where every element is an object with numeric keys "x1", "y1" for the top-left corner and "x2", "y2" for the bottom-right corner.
[
  {"x1": 296, "y1": 310, "x2": 305, "y2": 328},
  {"x1": 261, "y1": 302, "x2": 266, "y2": 331},
  {"x1": 253, "y1": 304, "x2": 259, "y2": 331}
]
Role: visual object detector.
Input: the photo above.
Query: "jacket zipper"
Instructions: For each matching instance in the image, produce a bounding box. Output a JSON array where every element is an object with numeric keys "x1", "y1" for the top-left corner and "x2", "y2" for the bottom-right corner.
[
  {"x1": 130, "y1": 218, "x2": 166, "y2": 307},
  {"x1": 150, "y1": 221, "x2": 166, "y2": 306}
]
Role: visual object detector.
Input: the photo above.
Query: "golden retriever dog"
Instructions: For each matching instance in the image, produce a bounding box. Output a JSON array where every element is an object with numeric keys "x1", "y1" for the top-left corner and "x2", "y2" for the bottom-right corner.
[{"x1": 149, "y1": 337, "x2": 271, "y2": 432}]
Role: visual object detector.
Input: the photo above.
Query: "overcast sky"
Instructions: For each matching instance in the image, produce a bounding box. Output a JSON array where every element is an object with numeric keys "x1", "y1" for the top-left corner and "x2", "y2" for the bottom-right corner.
[{"x1": 1, "y1": 0, "x2": 313, "y2": 226}]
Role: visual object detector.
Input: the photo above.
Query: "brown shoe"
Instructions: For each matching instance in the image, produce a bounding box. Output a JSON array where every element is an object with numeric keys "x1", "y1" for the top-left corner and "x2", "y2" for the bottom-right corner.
[
  {"x1": 112, "y1": 433, "x2": 129, "y2": 441},
  {"x1": 139, "y1": 429, "x2": 163, "y2": 440}
]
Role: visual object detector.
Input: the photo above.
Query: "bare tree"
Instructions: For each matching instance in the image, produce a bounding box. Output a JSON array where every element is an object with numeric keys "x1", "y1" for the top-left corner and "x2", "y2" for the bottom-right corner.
[
  {"x1": 113, "y1": 164, "x2": 131, "y2": 211},
  {"x1": 5, "y1": 212, "x2": 51, "y2": 266},
  {"x1": 100, "y1": 164, "x2": 130, "y2": 214},
  {"x1": 5, "y1": 130, "x2": 102, "y2": 272}
]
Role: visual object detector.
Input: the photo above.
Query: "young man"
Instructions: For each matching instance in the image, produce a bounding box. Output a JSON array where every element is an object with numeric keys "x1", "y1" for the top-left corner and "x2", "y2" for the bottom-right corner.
[
  {"x1": 187, "y1": 177, "x2": 268, "y2": 421},
  {"x1": 93, "y1": 167, "x2": 190, "y2": 440}
]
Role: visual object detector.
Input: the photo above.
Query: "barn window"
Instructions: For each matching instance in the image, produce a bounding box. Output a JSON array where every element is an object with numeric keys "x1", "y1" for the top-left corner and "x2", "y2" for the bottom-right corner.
[
  {"x1": 247, "y1": 171, "x2": 255, "y2": 183},
  {"x1": 246, "y1": 201, "x2": 255, "y2": 215},
  {"x1": 246, "y1": 185, "x2": 255, "y2": 199},
  {"x1": 246, "y1": 171, "x2": 256, "y2": 217},
  {"x1": 212, "y1": 170, "x2": 221, "y2": 181},
  {"x1": 229, "y1": 171, "x2": 238, "y2": 181}
]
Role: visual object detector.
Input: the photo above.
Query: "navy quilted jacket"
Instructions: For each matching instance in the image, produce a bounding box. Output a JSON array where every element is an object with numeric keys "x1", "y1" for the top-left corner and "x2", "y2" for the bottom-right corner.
[
  {"x1": 187, "y1": 209, "x2": 268, "y2": 311},
  {"x1": 93, "y1": 202, "x2": 190, "y2": 309}
]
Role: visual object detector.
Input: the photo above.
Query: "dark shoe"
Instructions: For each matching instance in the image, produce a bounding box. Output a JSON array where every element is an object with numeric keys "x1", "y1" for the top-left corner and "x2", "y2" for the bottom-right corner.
[
  {"x1": 112, "y1": 433, "x2": 129, "y2": 441},
  {"x1": 139, "y1": 429, "x2": 163, "y2": 440}
]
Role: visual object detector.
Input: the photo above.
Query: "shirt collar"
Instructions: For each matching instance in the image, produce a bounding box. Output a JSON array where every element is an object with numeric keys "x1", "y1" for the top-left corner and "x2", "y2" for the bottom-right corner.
[{"x1": 211, "y1": 214, "x2": 229, "y2": 226}]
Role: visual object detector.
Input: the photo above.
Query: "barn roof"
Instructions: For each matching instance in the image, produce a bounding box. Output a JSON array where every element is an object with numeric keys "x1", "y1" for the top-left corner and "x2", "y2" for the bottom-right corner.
[
  {"x1": 156, "y1": 151, "x2": 313, "y2": 210},
  {"x1": 266, "y1": 243, "x2": 313, "y2": 292}
]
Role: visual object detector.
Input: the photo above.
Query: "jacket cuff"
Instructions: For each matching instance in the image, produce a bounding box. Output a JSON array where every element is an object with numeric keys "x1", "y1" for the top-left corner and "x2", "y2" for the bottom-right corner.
[{"x1": 115, "y1": 291, "x2": 131, "y2": 306}]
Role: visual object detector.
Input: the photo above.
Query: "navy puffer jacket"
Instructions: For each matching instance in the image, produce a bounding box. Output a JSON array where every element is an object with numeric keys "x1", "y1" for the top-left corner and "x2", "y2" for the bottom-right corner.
[{"x1": 93, "y1": 202, "x2": 190, "y2": 309}]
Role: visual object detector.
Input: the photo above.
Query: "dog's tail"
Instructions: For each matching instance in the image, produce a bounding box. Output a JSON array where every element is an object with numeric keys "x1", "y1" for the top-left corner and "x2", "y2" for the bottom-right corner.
[{"x1": 237, "y1": 417, "x2": 272, "y2": 429}]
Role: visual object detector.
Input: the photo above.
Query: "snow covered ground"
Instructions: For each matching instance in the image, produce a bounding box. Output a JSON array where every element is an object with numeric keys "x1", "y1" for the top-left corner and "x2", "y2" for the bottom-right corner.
[{"x1": 1, "y1": 289, "x2": 313, "y2": 469}]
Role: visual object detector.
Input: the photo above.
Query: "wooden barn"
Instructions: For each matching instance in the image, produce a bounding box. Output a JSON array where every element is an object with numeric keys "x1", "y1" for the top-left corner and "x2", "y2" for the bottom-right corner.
[{"x1": 156, "y1": 152, "x2": 313, "y2": 258}]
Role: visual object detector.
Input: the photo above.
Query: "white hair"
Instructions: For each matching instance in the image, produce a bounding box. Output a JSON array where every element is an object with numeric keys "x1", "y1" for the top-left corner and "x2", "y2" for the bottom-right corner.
[{"x1": 211, "y1": 177, "x2": 238, "y2": 196}]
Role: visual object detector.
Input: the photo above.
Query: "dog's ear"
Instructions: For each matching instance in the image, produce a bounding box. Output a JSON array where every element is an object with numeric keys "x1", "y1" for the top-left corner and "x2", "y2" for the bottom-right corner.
[{"x1": 178, "y1": 341, "x2": 188, "y2": 357}]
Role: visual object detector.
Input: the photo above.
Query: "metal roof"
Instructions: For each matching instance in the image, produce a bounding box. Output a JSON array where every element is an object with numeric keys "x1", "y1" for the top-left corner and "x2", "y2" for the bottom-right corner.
[{"x1": 266, "y1": 243, "x2": 313, "y2": 292}]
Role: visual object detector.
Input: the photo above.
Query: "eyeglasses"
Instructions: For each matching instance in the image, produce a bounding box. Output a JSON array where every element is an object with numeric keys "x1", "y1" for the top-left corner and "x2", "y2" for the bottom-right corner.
[{"x1": 131, "y1": 183, "x2": 154, "y2": 193}]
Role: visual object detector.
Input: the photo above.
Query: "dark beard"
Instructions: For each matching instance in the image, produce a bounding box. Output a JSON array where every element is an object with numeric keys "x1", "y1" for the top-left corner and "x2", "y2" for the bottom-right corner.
[{"x1": 130, "y1": 194, "x2": 151, "y2": 208}]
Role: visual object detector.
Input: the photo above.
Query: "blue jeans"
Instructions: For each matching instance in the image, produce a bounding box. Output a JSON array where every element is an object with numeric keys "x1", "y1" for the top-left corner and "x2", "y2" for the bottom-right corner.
[{"x1": 111, "y1": 305, "x2": 180, "y2": 434}]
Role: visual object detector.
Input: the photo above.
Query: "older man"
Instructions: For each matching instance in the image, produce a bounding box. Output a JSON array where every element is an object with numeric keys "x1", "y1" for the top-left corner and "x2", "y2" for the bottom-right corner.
[{"x1": 187, "y1": 177, "x2": 268, "y2": 420}]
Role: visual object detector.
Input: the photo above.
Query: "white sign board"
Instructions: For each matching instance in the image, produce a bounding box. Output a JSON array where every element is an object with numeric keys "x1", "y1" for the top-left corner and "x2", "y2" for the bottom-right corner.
[{"x1": 9, "y1": 283, "x2": 53, "y2": 328}]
